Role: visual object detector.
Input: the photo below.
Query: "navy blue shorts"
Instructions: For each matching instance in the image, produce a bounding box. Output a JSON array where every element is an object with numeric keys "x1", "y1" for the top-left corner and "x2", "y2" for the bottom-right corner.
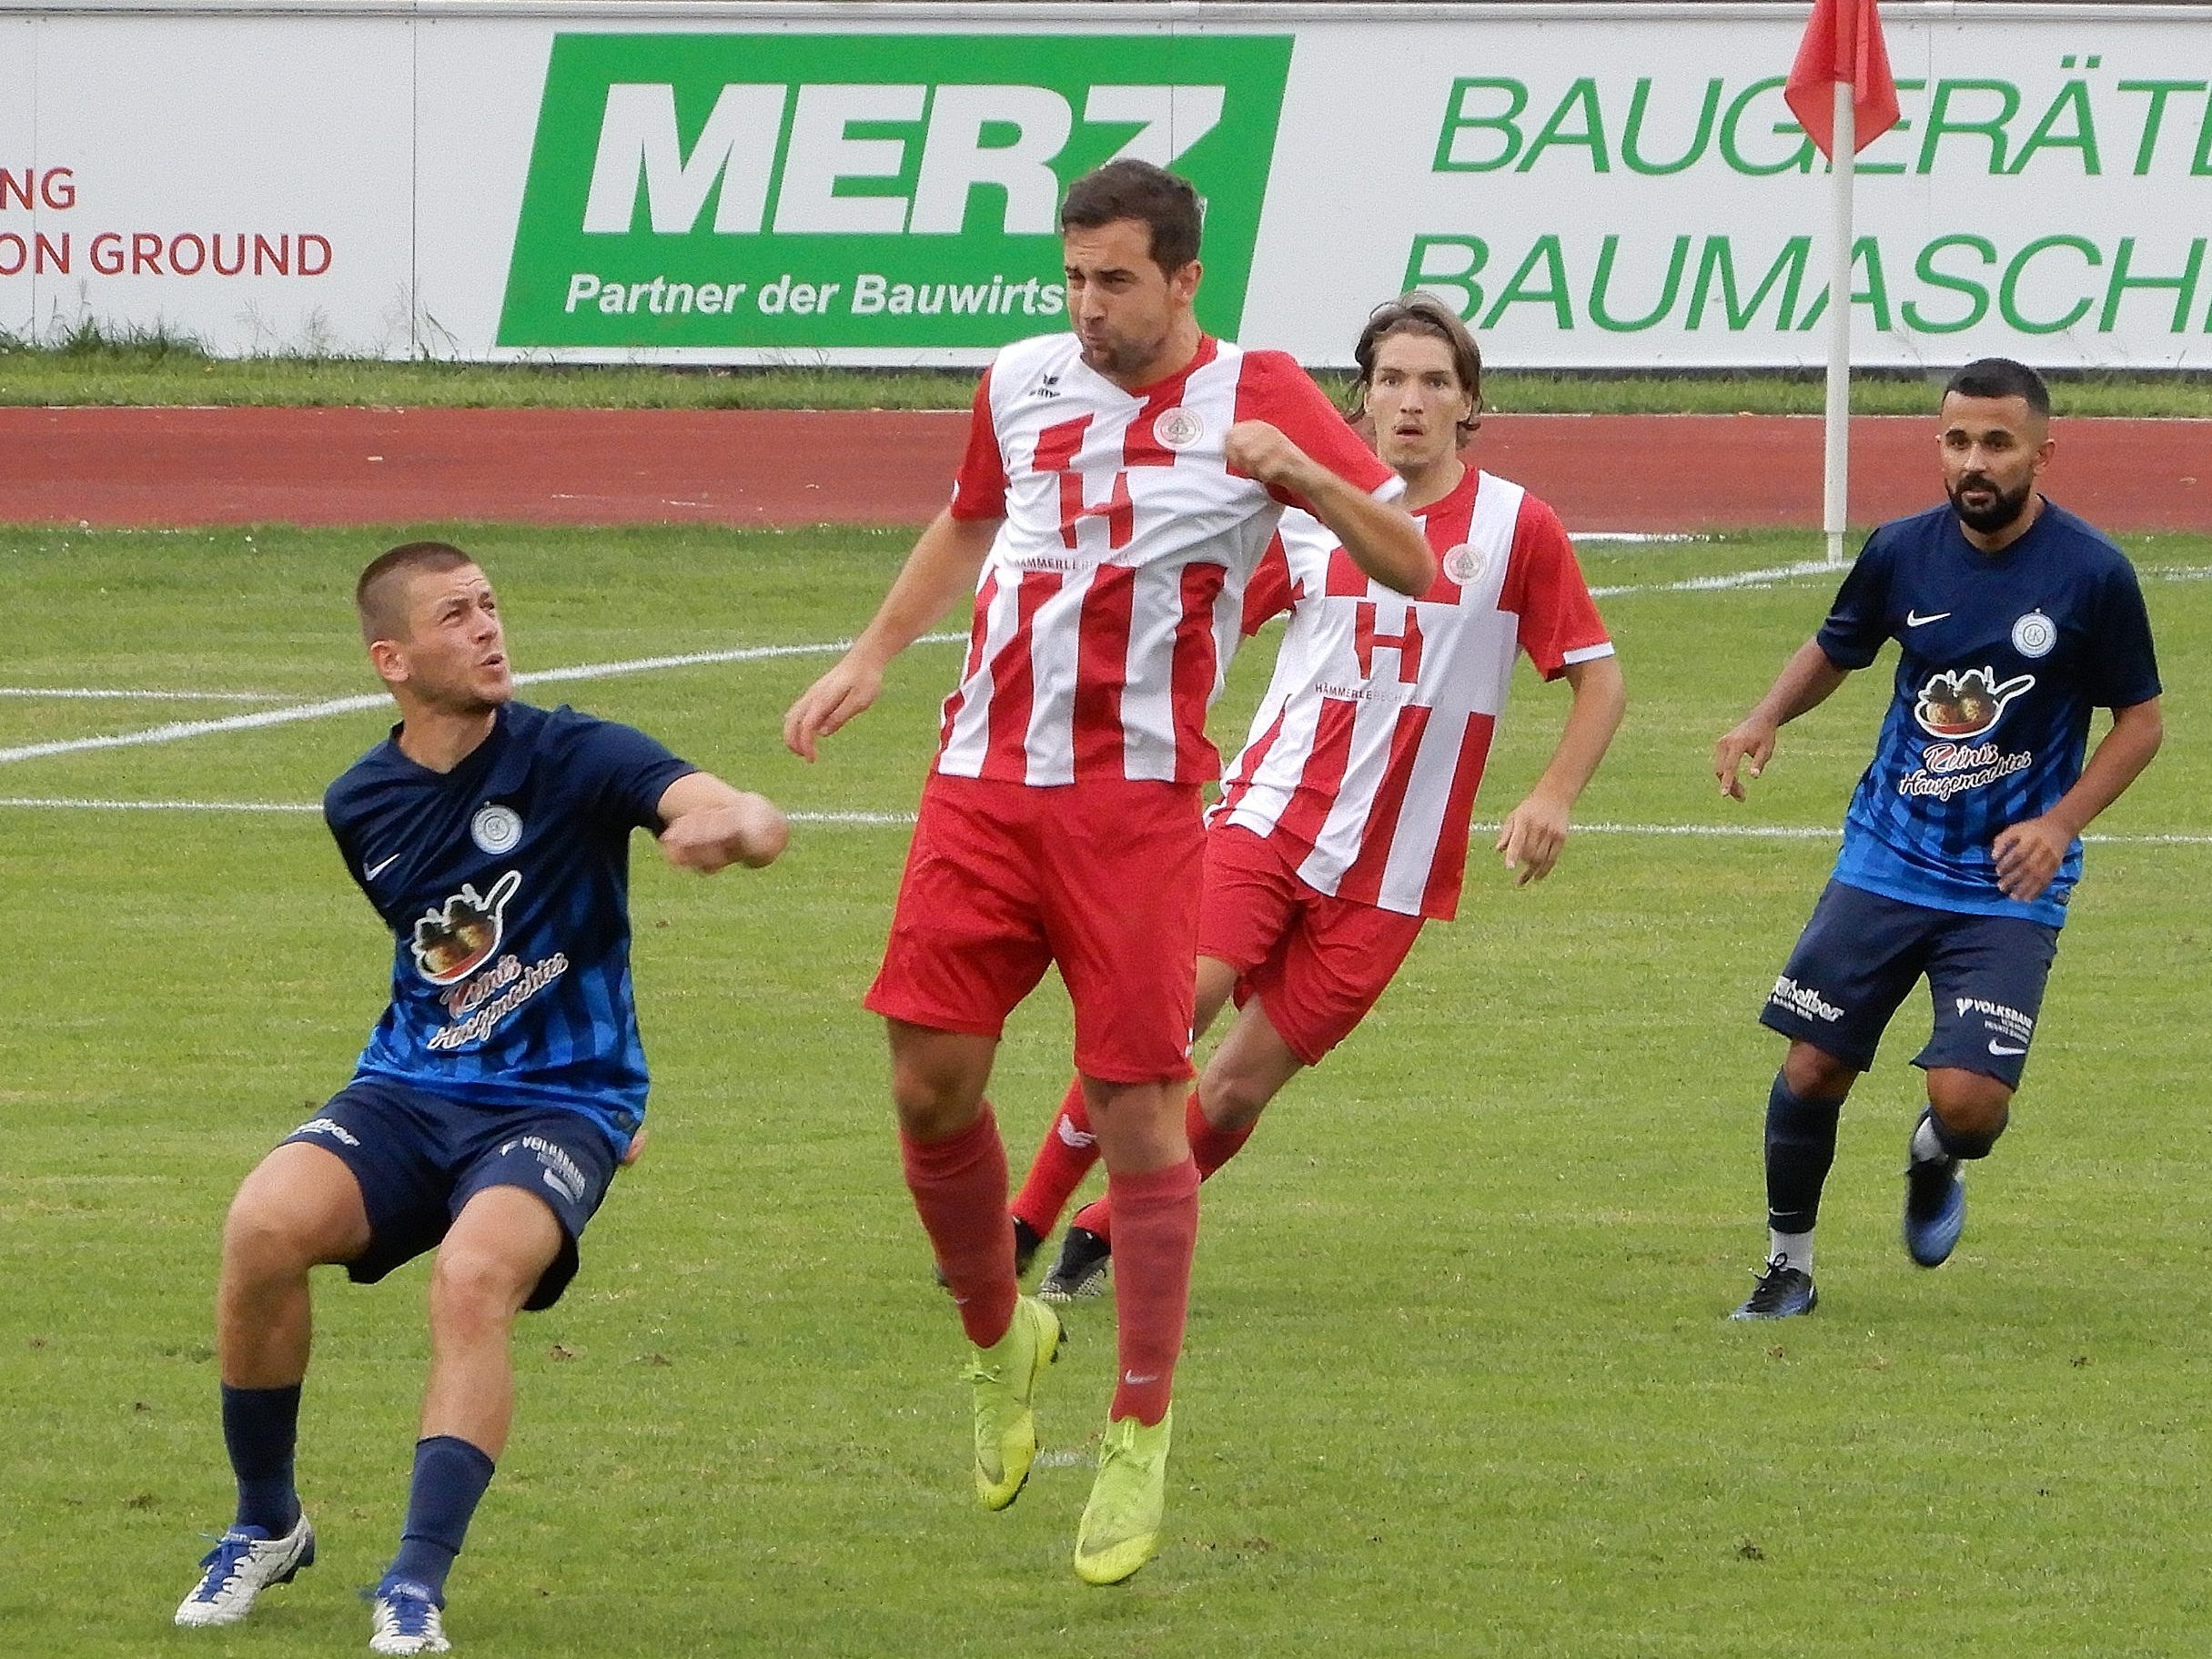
[
  {"x1": 282, "y1": 1079, "x2": 620, "y2": 1311},
  {"x1": 1759, "y1": 880, "x2": 2057, "y2": 1087}
]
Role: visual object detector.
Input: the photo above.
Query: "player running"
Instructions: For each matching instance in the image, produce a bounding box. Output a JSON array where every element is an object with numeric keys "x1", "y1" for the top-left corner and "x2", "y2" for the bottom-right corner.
[
  {"x1": 174, "y1": 541, "x2": 787, "y2": 1654},
  {"x1": 1012, "y1": 292, "x2": 1625, "y2": 1300},
  {"x1": 1717, "y1": 359, "x2": 2163, "y2": 1319}
]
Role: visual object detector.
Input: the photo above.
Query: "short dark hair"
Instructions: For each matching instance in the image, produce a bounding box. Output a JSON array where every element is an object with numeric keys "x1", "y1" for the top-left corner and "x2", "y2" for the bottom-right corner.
[
  {"x1": 1944, "y1": 357, "x2": 2050, "y2": 418},
  {"x1": 356, "y1": 541, "x2": 474, "y2": 644},
  {"x1": 1059, "y1": 159, "x2": 1202, "y2": 275},
  {"x1": 1350, "y1": 292, "x2": 1485, "y2": 442}
]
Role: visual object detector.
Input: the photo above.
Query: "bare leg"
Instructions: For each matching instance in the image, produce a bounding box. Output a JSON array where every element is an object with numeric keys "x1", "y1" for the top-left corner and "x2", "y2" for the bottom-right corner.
[
  {"x1": 887, "y1": 1018, "x2": 995, "y2": 1141},
  {"x1": 417, "y1": 1184, "x2": 564, "y2": 1457},
  {"x1": 1924, "y1": 1067, "x2": 2013, "y2": 1149},
  {"x1": 217, "y1": 1141, "x2": 372, "y2": 1388},
  {"x1": 1195, "y1": 995, "x2": 1307, "y2": 1135}
]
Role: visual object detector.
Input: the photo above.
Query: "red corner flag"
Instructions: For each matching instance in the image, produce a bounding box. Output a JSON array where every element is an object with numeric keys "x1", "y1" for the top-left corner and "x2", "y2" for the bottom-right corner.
[{"x1": 1784, "y1": 0, "x2": 1900, "y2": 159}]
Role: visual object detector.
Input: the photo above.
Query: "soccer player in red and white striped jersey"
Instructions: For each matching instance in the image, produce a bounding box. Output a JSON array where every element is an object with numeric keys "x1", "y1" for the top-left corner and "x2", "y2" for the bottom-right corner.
[
  {"x1": 1015, "y1": 294, "x2": 1626, "y2": 1300},
  {"x1": 783, "y1": 162, "x2": 1432, "y2": 1585}
]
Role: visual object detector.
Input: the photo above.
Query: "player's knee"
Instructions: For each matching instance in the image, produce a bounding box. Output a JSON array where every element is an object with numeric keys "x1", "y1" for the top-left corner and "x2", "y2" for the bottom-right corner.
[
  {"x1": 1927, "y1": 1074, "x2": 2011, "y2": 1156},
  {"x1": 1782, "y1": 1042, "x2": 1857, "y2": 1100},
  {"x1": 1198, "y1": 1072, "x2": 1271, "y2": 1133},
  {"x1": 429, "y1": 1245, "x2": 531, "y2": 1337},
  {"x1": 222, "y1": 1185, "x2": 332, "y2": 1281},
  {"x1": 887, "y1": 1064, "x2": 982, "y2": 1138}
]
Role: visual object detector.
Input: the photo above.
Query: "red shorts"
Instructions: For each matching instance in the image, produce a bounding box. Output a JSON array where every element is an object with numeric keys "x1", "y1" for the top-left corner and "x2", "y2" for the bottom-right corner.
[
  {"x1": 867, "y1": 773, "x2": 1204, "y2": 1084},
  {"x1": 1197, "y1": 824, "x2": 1425, "y2": 1067}
]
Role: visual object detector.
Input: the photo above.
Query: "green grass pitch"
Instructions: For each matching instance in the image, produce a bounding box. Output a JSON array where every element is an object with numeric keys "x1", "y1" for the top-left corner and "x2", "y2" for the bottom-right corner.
[{"x1": 2, "y1": 523, "x2": 2207, "y2": 1657}]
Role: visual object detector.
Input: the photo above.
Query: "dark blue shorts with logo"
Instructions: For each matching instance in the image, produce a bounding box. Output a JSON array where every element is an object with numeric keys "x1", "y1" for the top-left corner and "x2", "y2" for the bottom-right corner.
[
  {"x1": 282, "y1": 1077, "x2": 620, "y2": 1311},
  {"x1": 1759, "y1": 879, "x2": 2058, "y2": 1087}
]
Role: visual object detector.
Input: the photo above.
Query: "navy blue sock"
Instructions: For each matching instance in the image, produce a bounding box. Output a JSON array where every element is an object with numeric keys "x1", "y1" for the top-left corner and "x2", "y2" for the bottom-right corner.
[
  {"x1": 221, "y1": 1382, "x2": 303, "y2": 1534},
  {"x1": 1764, "y1": 1074, "x2": 1845, "y2": 1235},
  {"x1": 384, "y1": 1435, "x2": 497, "y2": 1603}
]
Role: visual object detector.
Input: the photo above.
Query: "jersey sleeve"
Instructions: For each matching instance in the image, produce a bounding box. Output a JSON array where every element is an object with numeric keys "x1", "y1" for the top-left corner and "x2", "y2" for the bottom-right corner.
[
  {"x1": 560, "y1": 713, "x2": 699, "y2": 833},
  {"x1": 2085, "y1": 555, "x2": 2162, "y2": 708},
  {"x1": 1231, "y1": 349, "x2": 1399, "y2": 509},
  {"x1": 947, "y1": 366, "x2": 1007, "y2": 521},
  {"x1": 1240, "y1": 531, "x2": 1297, "y2": 635},
  {"x1": 321, "y1": 778, "x2": 379, "y2": 908},
  {"x1": 1498, "y1": 494, "x2": 1611, "y2": 681},
  {"x1": 1813, "y1": 529, "x2": 1896, "y2": 669}
]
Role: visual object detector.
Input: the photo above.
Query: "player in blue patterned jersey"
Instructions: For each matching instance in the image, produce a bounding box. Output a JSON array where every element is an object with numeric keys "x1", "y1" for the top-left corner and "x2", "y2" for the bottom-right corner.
[
  {"x1": 1712, "y1": 359, "x2": 2163, "y2": 1320},
  {"x1": 175, "y1": 542, "x2": 788, "y2": 1654}
]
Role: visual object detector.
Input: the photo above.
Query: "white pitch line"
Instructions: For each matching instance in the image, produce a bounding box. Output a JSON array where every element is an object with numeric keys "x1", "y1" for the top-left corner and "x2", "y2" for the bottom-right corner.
[
  {"x1": 0, "y1": 633, "x2": 966, "y2": 766},
  {"x1": 7, "y1": 558, "x2": 2208, "y2": 764},
  {"x1": 1588, "y1": 559, "x2": 1841, "y2": 598},
  {"x1": 4, "y1": 796, "x2": 2206, "y2": 847},
  {"x1": 0, "y1": 796, "x2": 322, "y2": 814},
  {"x1": 0, "y1": 687, "x2": 291, "y2": 703}
]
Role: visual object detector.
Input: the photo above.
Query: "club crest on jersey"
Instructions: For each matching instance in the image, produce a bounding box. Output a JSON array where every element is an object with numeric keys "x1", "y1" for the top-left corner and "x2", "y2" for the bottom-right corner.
[
  {"x1": 1442, "y1": 542, "x2": 1488, "y2": 585},
  {"x1": 409, "y1": 868, "x2": 521, "y2": 986},
  {"x1": 2010, "y1": 610, "x2": 2057, "y2": 659},
  {"x1": 470, "y1": 803, "x2": 523, "y2": 855},
  {"x1": 1152, "y1": 407, "x2": 1205, "y2": 450},
  {"x1": 1912, "y1": 666, "x2": 2035, "y2": 741}
]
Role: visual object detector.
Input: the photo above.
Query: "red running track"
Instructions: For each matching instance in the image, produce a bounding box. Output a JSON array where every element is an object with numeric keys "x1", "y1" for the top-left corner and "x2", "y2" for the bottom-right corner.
[{"x1": 5, "y1": 405, "x2": 2206, "y2": 532}]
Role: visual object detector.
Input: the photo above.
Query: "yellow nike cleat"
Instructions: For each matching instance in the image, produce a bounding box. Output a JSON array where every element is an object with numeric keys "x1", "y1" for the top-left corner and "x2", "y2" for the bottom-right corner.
[
  {"x1": 1073, "y1": 1407, "x2": 1173, "y2": 1585},
  {"x1": 962, "y1": 1295, "x2": 1063, "y2": 1510}
]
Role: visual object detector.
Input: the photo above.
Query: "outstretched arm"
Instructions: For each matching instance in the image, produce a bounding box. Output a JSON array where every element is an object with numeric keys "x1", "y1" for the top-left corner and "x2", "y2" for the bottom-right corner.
[
  {"x1": 655, "y1": 771, "x2": 790, "y2": 873},
  {"x1": 1713, "y1": 639, "x2": 1853, "y2": 801},
  {"x1": 1992, "y1": 696, "x2": 2163, "y2": 901},
  {"x1": 1224, "y1": 420, "x2": 1434, "y2": 596},
  {"x1": 1495, "y1": 654, "x2": 1627, "y2": 885},
  {"x1": 783, "y1": 508, "x2": 1000, "y2": 761}
]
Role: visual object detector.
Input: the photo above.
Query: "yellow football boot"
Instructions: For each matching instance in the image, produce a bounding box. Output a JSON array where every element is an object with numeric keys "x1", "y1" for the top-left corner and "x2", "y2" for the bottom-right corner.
[
  {"x1": 1073, "y1": 1407, "x2": 1173, "y2": 1584},
  {"x1": 962, "y1": 1295, "x2": 1062, "y2": 1510}
]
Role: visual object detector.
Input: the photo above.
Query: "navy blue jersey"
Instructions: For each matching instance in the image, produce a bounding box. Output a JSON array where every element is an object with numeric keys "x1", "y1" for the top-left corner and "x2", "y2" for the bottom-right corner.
[
  {"x1": 323, "y1": 702, "x2": 696, "y2": 1151},
  {"x1": 1817, "y1": 500, "x2": 2160, "y2": 927}
]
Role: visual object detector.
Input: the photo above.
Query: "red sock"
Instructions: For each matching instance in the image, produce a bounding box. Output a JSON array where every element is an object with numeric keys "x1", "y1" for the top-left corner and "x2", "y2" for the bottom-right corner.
[
  {"x1": 1186, "y1": 1089, "x2": 1256, "y2": 1178},
  {"x1": 900, "y1": 1108, "x2": 1015, "y2": 1348},
  {"x1": 1073, "y1": 1094, "x2": 1253, "y2": 1247},
  {"x1": 1010, "y1": 1078, "x2": 1099, "y2": 1237},
  {"x1": 1107, "y1": 1158, "x2": 1199, "y2": 1426}
]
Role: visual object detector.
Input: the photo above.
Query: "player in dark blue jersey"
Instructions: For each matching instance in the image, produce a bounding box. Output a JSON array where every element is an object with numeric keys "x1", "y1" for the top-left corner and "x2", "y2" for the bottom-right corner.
[
  {"x1": 1712, "y1": 359, "x2": 2163, "y2": 1320},
  {"x1": 176, "y1": 542, "x2": 787, "y2": 1653}
]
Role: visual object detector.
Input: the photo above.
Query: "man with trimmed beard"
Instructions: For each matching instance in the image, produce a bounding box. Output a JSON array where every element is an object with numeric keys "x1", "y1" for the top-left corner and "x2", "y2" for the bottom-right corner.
[
  {"x1": 1713, "y1": 359, "x2": 2162, "y2": 1319},
  {"x1": 783, "y1": 160, "x2": 1431, "y2": 1585}
]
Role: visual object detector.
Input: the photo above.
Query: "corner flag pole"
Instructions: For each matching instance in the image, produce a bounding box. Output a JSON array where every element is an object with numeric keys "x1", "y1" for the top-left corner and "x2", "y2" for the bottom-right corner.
[
  {"x1": 1823, "y1": 79, "x2": 1853, "y2": 567},
  {"x1": 1788, "y1": 0, "x2": 1898, "y2": 566}
]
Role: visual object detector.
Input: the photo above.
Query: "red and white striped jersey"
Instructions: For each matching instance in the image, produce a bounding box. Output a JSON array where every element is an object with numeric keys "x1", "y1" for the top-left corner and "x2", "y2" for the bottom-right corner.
[
  {"x1": 934, "y1": 331, "x2": 1399, "y2": 786},
  {"x1": 1213, "y1": 468, "x2": 1612, "y2": 919}
]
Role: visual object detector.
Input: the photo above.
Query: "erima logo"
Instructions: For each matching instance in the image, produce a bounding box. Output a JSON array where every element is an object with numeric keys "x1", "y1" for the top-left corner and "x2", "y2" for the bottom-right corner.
[{"x1": 582, "y1": 83, "x2": 1224, "y2": 238}]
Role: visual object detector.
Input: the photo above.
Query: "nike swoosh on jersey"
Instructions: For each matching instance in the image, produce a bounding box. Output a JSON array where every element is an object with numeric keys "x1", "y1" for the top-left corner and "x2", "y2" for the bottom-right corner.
[
  {"x1": 1987, "y1": 1040, "x2": 2027, "y2": 1056},
  {"x1": 366, "y1": 854, "x2": 401, "y2": 880},
  {"x1": 1905, "y1": 610, "x2": 1952, "y2": 627}
]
